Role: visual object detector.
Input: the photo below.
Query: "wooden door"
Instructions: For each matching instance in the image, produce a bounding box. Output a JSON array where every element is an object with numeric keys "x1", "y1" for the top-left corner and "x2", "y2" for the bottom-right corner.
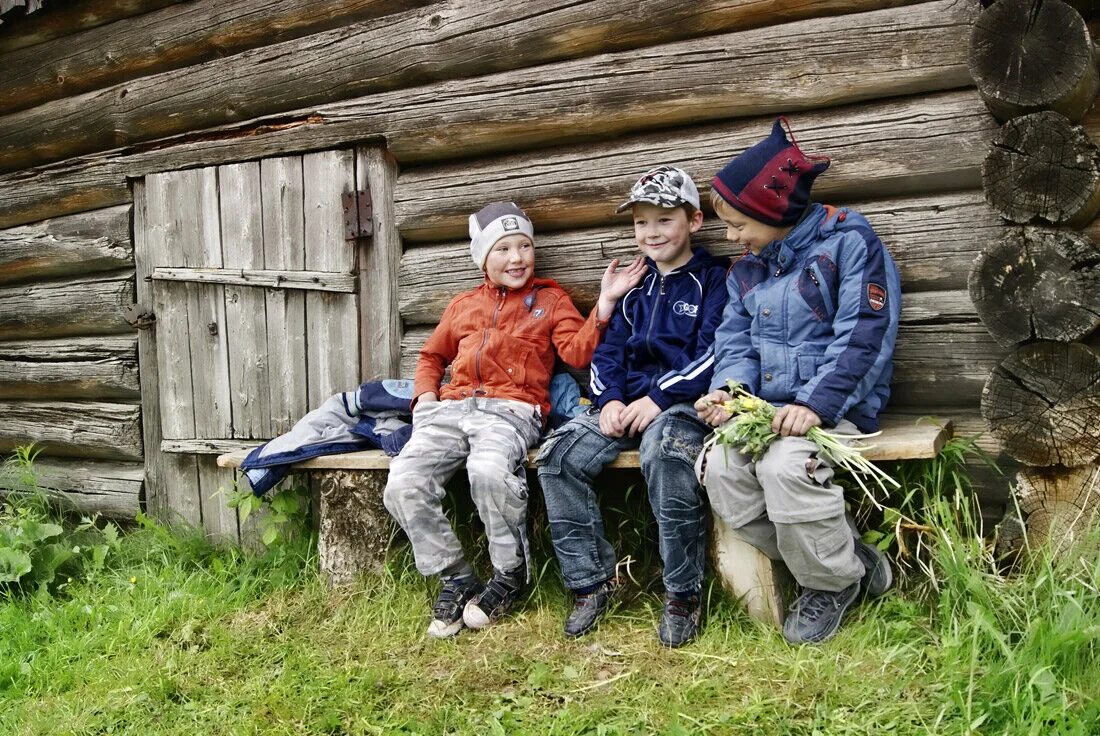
[{"x1": 133, "y1": 147, "x2": 396, "y2": 542}]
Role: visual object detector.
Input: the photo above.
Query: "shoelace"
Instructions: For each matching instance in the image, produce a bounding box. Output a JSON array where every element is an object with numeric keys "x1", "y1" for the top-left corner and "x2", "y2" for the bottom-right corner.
[{"x1": 789, "y1": 589, "x2": 839, "y2": 620}]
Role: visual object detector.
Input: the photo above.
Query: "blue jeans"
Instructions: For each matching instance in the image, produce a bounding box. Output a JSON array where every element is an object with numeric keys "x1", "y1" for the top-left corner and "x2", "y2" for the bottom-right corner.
[{"x1": 536, "y1": 402, "x2": 709, "y2": 595}]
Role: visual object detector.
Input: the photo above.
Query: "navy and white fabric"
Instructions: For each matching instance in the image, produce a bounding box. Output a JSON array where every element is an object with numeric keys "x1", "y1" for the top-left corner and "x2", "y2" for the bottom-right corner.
[
  {"x1": 240, "y1": 380, "x2": 416, "y2": 495},
  {"x1": 709, "y1": 203, "x2": 901, "y2": 432},
  {"x1": 590, "y1": 247, "x2": 729, "y2": 410}
]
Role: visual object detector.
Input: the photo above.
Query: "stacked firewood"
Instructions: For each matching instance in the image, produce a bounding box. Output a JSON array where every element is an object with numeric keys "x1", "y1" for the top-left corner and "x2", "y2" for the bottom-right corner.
[{"x1": 968, "y1": 0, "x2": 1100, "y2": 559}]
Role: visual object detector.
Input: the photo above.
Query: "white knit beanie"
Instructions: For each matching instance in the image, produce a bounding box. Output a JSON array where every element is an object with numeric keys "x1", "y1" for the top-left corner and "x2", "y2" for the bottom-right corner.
[{"x1": 468, "y1": 202, "x2": 535, "y2": 269}]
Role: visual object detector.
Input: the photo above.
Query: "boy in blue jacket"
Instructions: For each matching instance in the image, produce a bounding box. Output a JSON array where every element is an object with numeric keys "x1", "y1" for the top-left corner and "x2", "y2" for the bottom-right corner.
[
  {"x1": 695, "y1": 118, "x2": 900, "y2": 645},
  {"x1": 537, "y1": 166, "x2": 729, "y2": 647}
]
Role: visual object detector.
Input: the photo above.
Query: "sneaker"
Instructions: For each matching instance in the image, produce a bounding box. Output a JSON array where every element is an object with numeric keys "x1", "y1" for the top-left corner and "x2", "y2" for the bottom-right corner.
[
  {"x1": 658, "y1": 594, "x2": 702, "y2": 648},
  {"x1": 463, "y1": 568, "x2": 524, "y2": 629},
  {"x1": 564, "y1": 579, "x2": 618, "y2": 638},
  {"x1": 854, "y1": 539, "x2": 893, "y2": 599},
  {"x1": 782, "y1": 582, "x2": 860, "y2": 645},
  {"x1": 427, "y1": 574, "x2": 484, "y2": 639}
]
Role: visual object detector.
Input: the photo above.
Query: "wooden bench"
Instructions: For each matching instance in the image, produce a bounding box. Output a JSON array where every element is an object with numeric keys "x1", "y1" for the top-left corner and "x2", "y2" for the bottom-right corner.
[{"x1": 218, "y1": 415, "x2": 951, "y2": 626}]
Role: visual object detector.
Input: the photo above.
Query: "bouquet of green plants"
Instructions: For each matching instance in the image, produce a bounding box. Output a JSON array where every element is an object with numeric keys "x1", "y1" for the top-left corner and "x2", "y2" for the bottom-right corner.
[{"x1": 702, "y1": 381, "x2": 899, "y2": 502}]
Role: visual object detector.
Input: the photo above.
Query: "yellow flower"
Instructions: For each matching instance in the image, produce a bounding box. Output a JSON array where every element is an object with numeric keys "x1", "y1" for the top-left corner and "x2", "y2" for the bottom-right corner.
[{"x1": 130, "y1": 576, "x2": 137, "y2": 584}]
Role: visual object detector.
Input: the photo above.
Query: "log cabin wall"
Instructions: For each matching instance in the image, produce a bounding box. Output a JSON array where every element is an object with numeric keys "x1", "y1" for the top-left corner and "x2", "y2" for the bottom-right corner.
[{"x1": 0, "y1": 0, "x2": 1034, "y2": 533}]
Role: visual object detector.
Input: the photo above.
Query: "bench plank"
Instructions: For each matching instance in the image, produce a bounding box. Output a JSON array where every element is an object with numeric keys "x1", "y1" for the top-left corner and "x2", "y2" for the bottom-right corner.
[{"x1": 215, "y1": 417, "x2": 952, "y2": 470}]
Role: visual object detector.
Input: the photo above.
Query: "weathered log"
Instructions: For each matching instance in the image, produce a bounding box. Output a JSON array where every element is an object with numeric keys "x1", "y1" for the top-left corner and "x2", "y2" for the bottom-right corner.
[
  {"x1": 0, "y1": 0, "x2": 972, "y2": 175},
  {"x1": 0, "y1": 336, "x2": 139, "y2": 400},
  {"x1": 0, "y1": 271, "x2": 134, "y2": 340},
  {"x1": 317, "y1": 469, "x2": 394, "y2": 585},
  {"x1": 969, "y1": 0, "x2": 1099, "y2": 122},
  {"x1": 1015, "y1": 464, "x2": 1100, "y2": 555},
  {"x1": 982, "y1": 111, "x2": 1100, "y2": 226},
  {"x1": 399, "y1": 192, "x2": 999, "y2": 325},
  {"x1": 0, "y1": 0, "x2": 183, "y2": 53},
  {"x1": 982, "y1": 341, "x2": 1100, "y2": 467},
  {"x1": 0, "y1": 0, "x2": 431, "y2": 114},
  {"x1": 22, "y1": 458, "x2": 143, "y2": 519},
  {"x1": 395, "y1": 90, "x2": 995, "y2": 242},
  {"x1": 969, "y1": 226, "x2": 1100, "y2": 347},
  {"x1": 0, "y1": 204, "x2": 131, "y2": 285},
  {"x1": 0, "y1": 400, "x2": 143, "y2": 461}
]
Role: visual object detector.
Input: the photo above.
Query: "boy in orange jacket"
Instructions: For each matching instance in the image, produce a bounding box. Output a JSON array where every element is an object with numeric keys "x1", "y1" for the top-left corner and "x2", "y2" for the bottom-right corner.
[{"x1": 383, "y1": 202, "x2": 645, "y2": 638}]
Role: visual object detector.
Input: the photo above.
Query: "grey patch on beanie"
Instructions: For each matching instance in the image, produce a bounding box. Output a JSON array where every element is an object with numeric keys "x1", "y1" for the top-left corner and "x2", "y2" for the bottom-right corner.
[{"x1": 469, "y1": 201, "x2": 534, "y2": 268}]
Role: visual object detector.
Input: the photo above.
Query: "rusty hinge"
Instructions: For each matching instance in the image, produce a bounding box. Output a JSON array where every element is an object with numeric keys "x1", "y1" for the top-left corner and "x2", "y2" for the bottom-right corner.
[
  {"x1": 122, "y1": 304, "x2": 156, "y2": 330},
  {"x1": 342, "y1": 188, "x2": 374, "y2": 240}
]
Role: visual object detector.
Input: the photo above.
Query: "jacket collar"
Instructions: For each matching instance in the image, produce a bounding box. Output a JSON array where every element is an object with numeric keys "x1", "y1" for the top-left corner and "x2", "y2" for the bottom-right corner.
[
  {"x1": 644, "y1": 246, "x2": 716, "y2": 277},
  {"x1": 755, "y1": 203, "x2": 826, "y2": 273}
]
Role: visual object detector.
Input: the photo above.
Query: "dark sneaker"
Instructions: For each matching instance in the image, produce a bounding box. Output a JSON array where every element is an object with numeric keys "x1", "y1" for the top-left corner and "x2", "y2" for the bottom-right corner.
[
  {"x1": 658, "y1": 595, "x2": 702, "y2": 648},
  {"x1": 428, "y1": 574, "x2": 484, "y2": 639},
  {"x1": 782, "y1": 582, "x2": 860, "y2": 645},
  {"x1": 564, "y1": 579, "x2": 618, "y2": 638},
  {"x1": 463, "y1": 568, "x2": 524, "y2": 629},
  {"x1": 854, "y1": 539, "x2": 893, "y2": 599}
]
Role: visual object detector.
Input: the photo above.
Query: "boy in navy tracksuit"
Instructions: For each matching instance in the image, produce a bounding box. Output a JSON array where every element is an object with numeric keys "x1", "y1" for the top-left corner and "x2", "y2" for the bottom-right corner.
[
  {"x1": 695, "y1": 119, "x2": 900, "y2": 645},
  {"x1": 537, "y1": 166, "x2": 728, "y2": 647}
]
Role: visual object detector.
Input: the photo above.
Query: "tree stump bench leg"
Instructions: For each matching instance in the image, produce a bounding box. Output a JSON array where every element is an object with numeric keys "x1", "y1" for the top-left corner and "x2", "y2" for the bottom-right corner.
[
  {"x1": 710, "y1": 514, "x2": 792, "y2": 628},
  {"x1": 317, "y1": 469, "x2": 394, "y2": 587}
]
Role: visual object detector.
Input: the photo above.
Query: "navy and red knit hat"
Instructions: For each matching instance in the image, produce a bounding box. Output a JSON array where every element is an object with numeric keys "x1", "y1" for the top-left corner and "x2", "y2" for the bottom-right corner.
[{"x1": 711, "y1": 118, "x2": 830, "y2": 227}]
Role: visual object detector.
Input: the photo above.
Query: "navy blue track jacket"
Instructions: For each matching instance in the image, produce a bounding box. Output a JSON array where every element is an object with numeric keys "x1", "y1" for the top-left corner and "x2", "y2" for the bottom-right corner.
[{"x1": 590, "y1": 247, "x2": 730, "y2": 410}]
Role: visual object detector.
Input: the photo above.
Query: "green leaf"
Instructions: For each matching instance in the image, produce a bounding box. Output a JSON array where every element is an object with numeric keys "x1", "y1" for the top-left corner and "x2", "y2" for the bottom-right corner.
[
  {"x1": 0, "y1": 547, "x2": 32, "y2": 583},
  {"x1": 261, "y1": 525, "x2": 279, "y2": 547},
  {"x1": 20, "y1": 520, "x2": 63, "y2": 544}
]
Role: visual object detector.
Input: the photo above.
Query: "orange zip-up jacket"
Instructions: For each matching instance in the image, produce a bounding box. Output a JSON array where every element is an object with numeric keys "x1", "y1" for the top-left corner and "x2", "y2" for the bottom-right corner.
[{"x1": 413, "y1": 277, "x2": 608, "y2": 423}]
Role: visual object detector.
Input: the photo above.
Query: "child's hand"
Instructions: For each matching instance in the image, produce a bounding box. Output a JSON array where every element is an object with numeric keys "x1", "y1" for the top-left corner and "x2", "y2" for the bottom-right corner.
[
  {"x1": 415, "y1": 391, "x2": 438, "y2": 406},
  {"x1": 620, "y1": 396, "x2": 661, "y2": 437},
  {"x1": 695, "y1": 390, "x2": 732, "y2": 426},
  {"x1": 772, "y1": 403, "x2": 821, "y2": 437},
  {"x1": 599, "y1": 400, "x2": 627, "y2": 437},
  {"x1": 595, "y1": 256, "x2": 646, "y2": 320}
]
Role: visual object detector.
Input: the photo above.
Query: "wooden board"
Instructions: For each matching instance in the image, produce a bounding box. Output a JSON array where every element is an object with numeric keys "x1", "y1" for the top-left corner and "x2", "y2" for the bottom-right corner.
[
  {"x1": 0, "y1": 270, "x2": 134, "y2": 340},
  {"x1": 0, "y1": 204, "x2": 131, "y2": 285},
  {"x1": 356, "y1": 146, "x2": 402, "y2": 381},
  {"x1": 302, "y1": 150, "x2": 360, "y2": 407},
  {"x1": 0, "y1": 0, "x2": 429, "y2": 113},
  {"x1": 394, "y1": 90, "x2": 996, "y2": 243},
  {"x1": 0, "y1": 336, "x2": 139, "y2": 400},
  {"x1": 0, "y1": 0, "x2": 951, "y2": 173},
  {"x1": 215, "y1": 416, "x2": 951, "y2": 470},
  {"x1": 259, "y1": 155, "x2": 310, "y2": 435},
  {"x1": 27, "y1": 458, "x2": 143, "y2": 519},
  {"x1": 0, "y1": 400, "x2": 143, "y2": 462}
]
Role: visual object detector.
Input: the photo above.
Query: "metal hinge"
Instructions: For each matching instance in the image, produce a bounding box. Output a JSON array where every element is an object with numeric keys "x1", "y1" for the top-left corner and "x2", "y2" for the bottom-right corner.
[{"x1": 342, "y1": 188, "x2": 374, "y2": 240}]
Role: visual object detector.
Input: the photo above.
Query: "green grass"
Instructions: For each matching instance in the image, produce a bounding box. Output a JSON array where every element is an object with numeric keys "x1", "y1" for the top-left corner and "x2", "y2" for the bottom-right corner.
[{"x1": 1, "y1": 444, "x2": 1098, "y2": 735}]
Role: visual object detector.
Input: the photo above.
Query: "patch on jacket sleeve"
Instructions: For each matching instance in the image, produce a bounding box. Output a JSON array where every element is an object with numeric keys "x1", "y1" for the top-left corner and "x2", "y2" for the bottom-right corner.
[{"x1": 867, "y1": 283, "x2": 887, "y2": 311}]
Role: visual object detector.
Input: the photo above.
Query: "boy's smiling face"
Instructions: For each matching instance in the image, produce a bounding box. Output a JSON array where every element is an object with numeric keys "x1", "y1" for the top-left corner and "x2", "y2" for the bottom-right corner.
[
  {"x1": 714, "y1": 197, "x2": 790, "y2": 255},
  {"x1": 483, "y1": 233, "x2": 535, "y2": 289},
  {"x1": 632, "y1": 203, "x2": 702, "y2": 274}
]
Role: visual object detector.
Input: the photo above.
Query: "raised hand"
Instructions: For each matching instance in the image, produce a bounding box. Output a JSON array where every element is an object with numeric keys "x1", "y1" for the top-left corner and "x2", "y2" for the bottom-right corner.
[{"x1": 595, "y1": 256, "x2": 647, "y2": 319}]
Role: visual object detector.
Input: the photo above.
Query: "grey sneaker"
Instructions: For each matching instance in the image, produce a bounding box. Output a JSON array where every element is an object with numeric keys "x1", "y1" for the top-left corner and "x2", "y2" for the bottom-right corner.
[
  {"x1": 658, "y1": 595, "x2": 701, "y2": 648},
  {"x1": 782, "y1": 582, "x2": 860, "y2": 645},
  {"x1": 463, "y1": 568, "x2": 524, "y2": 629},
  {"x1": 854, "y1": 539, "x2": 893, "y2": 599},
  {"x1": 427, "y1": 574, "x2": 483, "y2": 639},
  {"x1": 564, "y1": 579, "x2": 618, "y2": 638}
]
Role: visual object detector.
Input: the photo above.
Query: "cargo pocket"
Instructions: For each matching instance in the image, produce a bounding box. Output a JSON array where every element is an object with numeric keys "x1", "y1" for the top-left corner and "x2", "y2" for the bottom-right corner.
[
  {"x1": 534, "y1": 423, "x2": 584, "y2": 475},
  {"x1": 812, "y1": 524, "x2": 850, "y2": 559},
  {"x1": 797, "y1": 353, "x2": 828, "y2": 383}
]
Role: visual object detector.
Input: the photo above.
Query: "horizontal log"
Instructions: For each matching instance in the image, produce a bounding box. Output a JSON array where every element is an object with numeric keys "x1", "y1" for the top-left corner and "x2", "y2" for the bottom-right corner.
[
  {"x1": 400, "y1": 315, "x2": 1005, "y2": 410},
  {"x1": 0, "y1": 204, "x2": 131, "y2": 285},
  {"x1": 0, "y1": 0, "x2": 184, "y2": 53},
  {"x1": 0, "y1": 271, "x2": 134, "y2": 340},
  {"x1": 399, "y1": 190, "x2": 1001, "y2": 325},
  {"x1": 161, "y1": 438, "x2": 260, "y2": 455},
  {"x1": 152, "y1": 267, "x2": 357, "y2": 292},
  {"x1": 0, "y1": 0, "x2": 973, "y2": 176},
  {"x1": 24, "y1": 457, "x2": 143, "y2": 519},
  {"x1": 0, "y1": 0, "x2": 430, "y2": 114},
  {"x1": 0, "y1": 400, "x2": 143, "y2": 461},
  {"x1": 0, "y1": 336, "x2": 139, "y2": 400},
  {"x1": 395, "y1": 90, "x2": 995, "y2": 242}
]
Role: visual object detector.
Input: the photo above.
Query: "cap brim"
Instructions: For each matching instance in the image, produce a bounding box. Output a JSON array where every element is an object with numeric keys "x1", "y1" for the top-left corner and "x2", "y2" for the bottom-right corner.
[{"x1": 615, "y1": 198, "x2": 635, "y2": 214}]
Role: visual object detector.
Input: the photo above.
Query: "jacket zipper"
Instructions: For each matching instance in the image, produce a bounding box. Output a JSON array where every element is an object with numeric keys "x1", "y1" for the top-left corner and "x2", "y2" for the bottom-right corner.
[
  {"x1": 644, "y1": 272, "x2": 667, "y2": 359},
  {"x1": 474, "y1": 287, "x2": 506, "y2": 394}
]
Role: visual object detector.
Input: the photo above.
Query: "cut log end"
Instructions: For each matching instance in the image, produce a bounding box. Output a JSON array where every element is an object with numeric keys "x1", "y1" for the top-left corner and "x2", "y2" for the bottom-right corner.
[
  {"x1": 981, "y1": 341, "x2": 1100, "y2": 467},
  {"x1": 968, "y1": 226, "x2": 1100, "y2": 346},
  {"x1": 982, "y1": 111, "x2": 1100, "y2": 226},
  {"x1": 969, "y1": 0, "x2": 1100, "y2": 122},
  {"x1": 1014, "y1": 465, "x2": 1100, "y2": 555}
]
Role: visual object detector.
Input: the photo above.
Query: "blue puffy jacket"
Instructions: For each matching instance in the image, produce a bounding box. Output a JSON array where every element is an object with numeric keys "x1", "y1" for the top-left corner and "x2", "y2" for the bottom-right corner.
[
  {"x1": 709, "y1": 204, "x2": 901, "y2": 432},
  {"x1": 591, "y1": 247, "x2": 730, "y2": 410}
]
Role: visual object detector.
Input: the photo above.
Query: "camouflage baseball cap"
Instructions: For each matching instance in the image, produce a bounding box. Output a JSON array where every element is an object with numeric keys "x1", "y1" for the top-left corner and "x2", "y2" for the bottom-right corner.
[{"x1": 616, "y1": 165, "x2": 701, "y2": 213}]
